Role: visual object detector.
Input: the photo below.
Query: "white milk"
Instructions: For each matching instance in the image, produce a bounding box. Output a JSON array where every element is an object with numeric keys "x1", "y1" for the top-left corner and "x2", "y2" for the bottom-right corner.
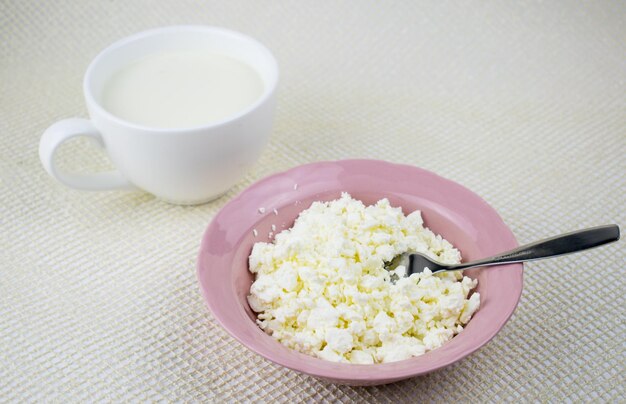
[{"x1": 101, "y1": 50, "x2": 264, "y2": 128}]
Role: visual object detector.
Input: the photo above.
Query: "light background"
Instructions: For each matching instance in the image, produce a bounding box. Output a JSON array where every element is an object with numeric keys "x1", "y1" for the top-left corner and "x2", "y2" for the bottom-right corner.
[{"x1": 1, "y1": 1, "x2": 624, "y2": 402}]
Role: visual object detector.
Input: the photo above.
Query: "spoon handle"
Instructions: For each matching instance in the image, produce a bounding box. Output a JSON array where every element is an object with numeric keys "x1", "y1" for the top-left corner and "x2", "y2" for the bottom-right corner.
[{"x1": 452, "y1": 224, "x2": 620, "y2": 270}]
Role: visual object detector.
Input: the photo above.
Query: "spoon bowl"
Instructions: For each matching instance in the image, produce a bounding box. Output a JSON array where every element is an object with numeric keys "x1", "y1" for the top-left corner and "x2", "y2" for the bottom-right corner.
[{"x1": 198, "y1": 159, "x2": 526, "y2": 385}]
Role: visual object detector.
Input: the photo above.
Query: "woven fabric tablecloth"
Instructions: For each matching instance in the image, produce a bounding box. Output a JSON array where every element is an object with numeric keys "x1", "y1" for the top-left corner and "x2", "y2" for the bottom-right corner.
[{"x1": 1, "y1": 1, "x2": 624, "y2": 402}]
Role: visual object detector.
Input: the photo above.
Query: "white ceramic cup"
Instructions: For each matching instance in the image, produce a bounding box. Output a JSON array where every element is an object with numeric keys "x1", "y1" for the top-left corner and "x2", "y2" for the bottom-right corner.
[{"x1": 39, "y1": 26, "x2": 278, "y2": 204}]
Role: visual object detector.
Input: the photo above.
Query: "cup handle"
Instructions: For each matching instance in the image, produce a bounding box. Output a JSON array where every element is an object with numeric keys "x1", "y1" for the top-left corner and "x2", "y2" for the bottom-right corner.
[{"x1": 39, "y1": 118, "x2": 135, "y2": 191}]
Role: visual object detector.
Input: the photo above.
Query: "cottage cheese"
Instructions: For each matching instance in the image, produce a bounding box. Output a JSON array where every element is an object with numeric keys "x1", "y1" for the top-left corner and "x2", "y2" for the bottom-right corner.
[{"x1": 248, "y1": 193, "x2": 480, "y2": 364}]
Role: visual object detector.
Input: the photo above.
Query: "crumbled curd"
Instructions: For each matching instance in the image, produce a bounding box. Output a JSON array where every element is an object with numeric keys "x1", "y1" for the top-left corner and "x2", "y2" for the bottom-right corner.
[{"x1": 247, "y1": 193, "x2": 480, "y2": 364}]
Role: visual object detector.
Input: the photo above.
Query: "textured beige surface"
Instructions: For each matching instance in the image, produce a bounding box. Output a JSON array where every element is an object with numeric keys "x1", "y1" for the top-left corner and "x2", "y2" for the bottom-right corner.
[{"x1": 1, "y1": 1, "x2": 625, "y2": 402}]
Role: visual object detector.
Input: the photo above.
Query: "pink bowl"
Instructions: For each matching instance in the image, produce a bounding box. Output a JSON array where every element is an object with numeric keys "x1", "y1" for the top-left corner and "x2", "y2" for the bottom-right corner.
[{"x1": 197, "y1": 159, "x2": 523, "y2": 385}]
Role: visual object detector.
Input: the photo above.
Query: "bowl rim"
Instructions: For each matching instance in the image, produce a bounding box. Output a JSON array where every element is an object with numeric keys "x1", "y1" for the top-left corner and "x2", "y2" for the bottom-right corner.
[{"x1": 197, "y1": 159, "x2": 523, "y2": 383}]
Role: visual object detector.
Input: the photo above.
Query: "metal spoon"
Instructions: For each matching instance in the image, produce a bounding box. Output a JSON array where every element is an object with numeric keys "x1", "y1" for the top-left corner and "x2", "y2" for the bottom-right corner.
[{"x1": 386, "y1": 224, "x2": 620, "y2": 278}]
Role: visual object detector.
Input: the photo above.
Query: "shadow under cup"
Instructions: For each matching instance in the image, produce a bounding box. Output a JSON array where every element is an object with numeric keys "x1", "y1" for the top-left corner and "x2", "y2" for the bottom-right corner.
[{"x1": 83, "y1": 26, "x2": 279, "y2": 204}]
